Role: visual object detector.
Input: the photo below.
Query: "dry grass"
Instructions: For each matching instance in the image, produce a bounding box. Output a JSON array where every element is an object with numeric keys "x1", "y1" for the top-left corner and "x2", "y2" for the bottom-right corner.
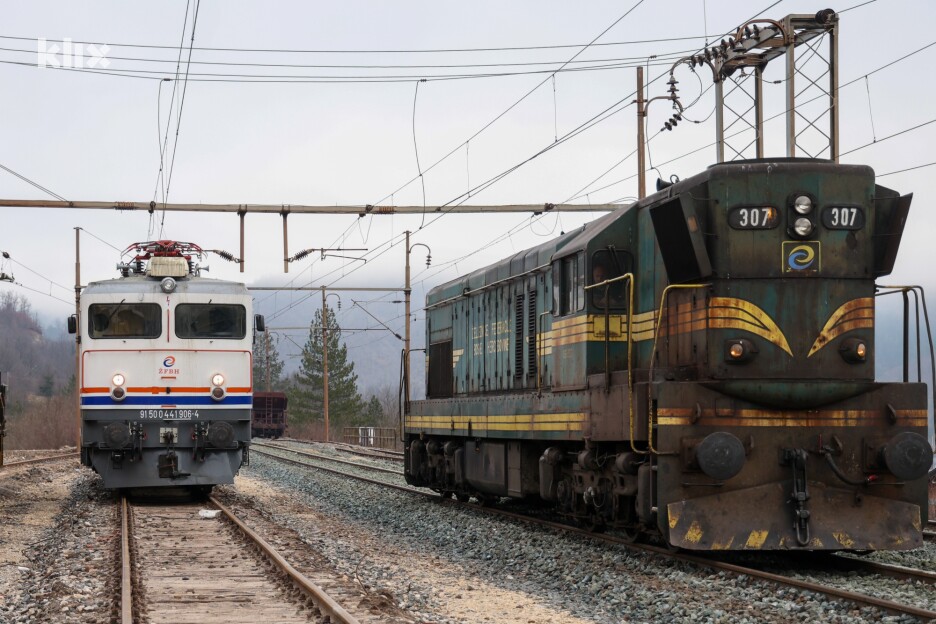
[{"x1": 4, "y1": 395, "x2": 79, "y2": 450}]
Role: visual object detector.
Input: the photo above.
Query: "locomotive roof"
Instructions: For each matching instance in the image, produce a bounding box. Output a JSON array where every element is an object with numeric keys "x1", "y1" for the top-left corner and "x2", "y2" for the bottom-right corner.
[
  {"x1": 82, "y1": 275, "x2": 250, "y2": 297},
  {"x1": 425, "y1": 158, "x2": 875, "y2": 306}
]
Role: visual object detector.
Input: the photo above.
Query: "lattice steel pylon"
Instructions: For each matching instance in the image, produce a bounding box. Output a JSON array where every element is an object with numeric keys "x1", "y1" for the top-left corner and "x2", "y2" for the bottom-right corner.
[{"x1": 666, "y1": 8, "x2": 839, "y2": 163}]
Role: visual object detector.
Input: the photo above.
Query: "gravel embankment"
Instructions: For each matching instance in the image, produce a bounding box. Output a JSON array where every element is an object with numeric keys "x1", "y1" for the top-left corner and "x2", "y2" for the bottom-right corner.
[
  {"x1": 244, "y1": 453, "x2": 926, "y2": 623},
  {"x1": 0, "y1": 467, "x2": 117, "y2": 624}
]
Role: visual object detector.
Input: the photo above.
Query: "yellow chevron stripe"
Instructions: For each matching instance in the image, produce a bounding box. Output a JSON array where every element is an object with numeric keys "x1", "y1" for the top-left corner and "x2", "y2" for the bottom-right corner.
[
  {"x1": 708, "y1": 297, "x2": 792, "y2": 356},
  {"x1": 808, "y1": 298, "x2": 874, "y2": 357}
]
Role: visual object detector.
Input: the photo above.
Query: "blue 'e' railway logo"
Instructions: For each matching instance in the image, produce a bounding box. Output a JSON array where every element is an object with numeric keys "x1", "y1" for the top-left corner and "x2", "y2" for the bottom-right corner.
[{"x1": 782, "y1": 241, "x2": 820, "y2": 274}]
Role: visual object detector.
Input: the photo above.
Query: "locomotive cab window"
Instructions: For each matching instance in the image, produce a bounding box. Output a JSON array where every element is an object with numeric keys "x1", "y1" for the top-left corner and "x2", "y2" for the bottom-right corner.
[
  {"x1": 88, "y1": 302, "x2": 162, "y2": 339},
  {"x1": 552, "y1": 252, "x2": 585, "y2": 316},
  {"x1": 590, "y1": 249, "x2": 633, "y2": 310},
  {"x1": 176, "y1": 304, "x2": 247, "y2": 339}
]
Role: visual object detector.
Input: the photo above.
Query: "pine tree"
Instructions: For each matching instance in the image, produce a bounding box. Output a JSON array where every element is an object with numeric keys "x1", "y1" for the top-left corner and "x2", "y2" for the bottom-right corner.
[
  {"x1": 292, "y1": 306, "x2": 364, "y2": 431},
  {"x1": 362, "y1": 395, "x2": 383, "y2": 425},
  {"x1": 38, "y1": 373, "x2": 55, "y2": 399},
  {"x1": 252, "y1": 332, "x2": 285, "y2": 391}
]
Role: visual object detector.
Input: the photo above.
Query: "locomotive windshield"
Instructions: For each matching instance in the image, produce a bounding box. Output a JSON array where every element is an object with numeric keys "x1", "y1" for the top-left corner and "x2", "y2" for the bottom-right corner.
[
  {"x1": 175, "y1": 304, "x2": 246, "y2": 339},
  {"x1": 88, "y1": 302, "x2": 162, "y2": 339}
]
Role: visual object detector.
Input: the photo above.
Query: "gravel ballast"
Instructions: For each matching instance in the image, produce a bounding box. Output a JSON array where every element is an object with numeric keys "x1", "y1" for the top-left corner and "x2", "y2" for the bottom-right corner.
[{"x1": 244, "y1": 451, "x2": 929, "y2": 623}]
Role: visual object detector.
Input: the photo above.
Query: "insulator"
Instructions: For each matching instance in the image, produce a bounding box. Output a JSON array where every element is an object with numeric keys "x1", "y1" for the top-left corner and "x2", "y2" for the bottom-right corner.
[
  {"x1": 728, "y1": 37, "x2": 736, "y2": 48},
  {"x1": 815, "y1": 8, "x2": 835, "y2": 24},
  {"x1": 664, "y1": 121, "x2": 672, "y2": 131},
  {"x1": 704, "y1": 48, "x2": 711, "y2": 61},
  {"x1": 720, "y1": 39, "x2": 728, "y2": 50},
  {"x1": 674, "y1": 113, "x2": 682, "y2": 121},
  {"x1": 753, "y1": 24, "x2": 760, "y2": 36},
  {"x1": 426, "y1": 254, "x2": 432, "y2": 268},
  {"x1": 215, "y1": 250, "x2": 235, "y2": 262},
  {"x1": 744, "y1": 26, "x2": 752, "y2": 38},
  {"x1": 292, "y1": 249, "x2": 312, "y2": 261},
  {"x1": 1, "y1": 251, "x2": 8, "y2": 259},
  {"x1": 670, "y1": 118, "x2": 678, "y2": 127},
  {"x1": 188, "y1": 260, "x2": 195, "y2": 274}
]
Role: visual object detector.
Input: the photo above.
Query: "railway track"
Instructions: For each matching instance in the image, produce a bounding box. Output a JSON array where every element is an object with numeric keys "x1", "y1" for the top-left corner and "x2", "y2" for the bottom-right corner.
[
  {"x1": 0, "y1": 451, "x2": 78, "y2": 470},
  {"x1": 118, "y1": 491, "x2": 408, "y2": 623},
  {"x1": 252, "y1": 441, "x2": 936, "y2": 621},
  {"x1": 276, "y1": 438, "x2": 404, "y2": 462},
  {"x1": 253, "y1": 440, "x2": 404, "y2": 477}
]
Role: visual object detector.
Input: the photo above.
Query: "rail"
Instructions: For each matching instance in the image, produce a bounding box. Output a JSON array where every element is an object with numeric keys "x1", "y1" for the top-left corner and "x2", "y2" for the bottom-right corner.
[
  {"x1": 254, "y1": 441, "x2": 936, "y2": 621},
  {"x1": 0, "y1": 451, "x2": 79, "y2": 469}
]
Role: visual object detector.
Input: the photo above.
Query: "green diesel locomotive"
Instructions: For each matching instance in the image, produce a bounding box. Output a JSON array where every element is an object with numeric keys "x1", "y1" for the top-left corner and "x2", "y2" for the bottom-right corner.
[{"x1": 405, "y1": 158, "x2": 932, "y2": 551}]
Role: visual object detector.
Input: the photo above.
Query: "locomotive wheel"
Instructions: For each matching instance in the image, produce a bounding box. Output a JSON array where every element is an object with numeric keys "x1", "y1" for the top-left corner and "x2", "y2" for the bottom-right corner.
[
  {"x1": 620, "y1": 526, "x2": 643, "y2": 543},
  {"x1": 579, "y1": 516, "x2": 606, "y2": 533}
]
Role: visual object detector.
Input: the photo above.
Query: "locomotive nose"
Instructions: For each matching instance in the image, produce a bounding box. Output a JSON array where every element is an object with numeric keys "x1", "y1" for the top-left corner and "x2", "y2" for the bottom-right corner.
[{"x1": 882, "y1": 432, "x2": 933, "y2": 480}]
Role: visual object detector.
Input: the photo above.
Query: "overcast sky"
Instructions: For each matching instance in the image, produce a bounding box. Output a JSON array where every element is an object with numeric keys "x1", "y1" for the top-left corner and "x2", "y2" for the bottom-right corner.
[{"x1": 1, "y1": 0, "x2": 934, "y2": 371}]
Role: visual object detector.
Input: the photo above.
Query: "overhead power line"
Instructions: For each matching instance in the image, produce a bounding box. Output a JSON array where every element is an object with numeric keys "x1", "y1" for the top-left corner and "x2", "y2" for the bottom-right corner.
[
  {"x1": 0, "y1": 32, "x2": 712, "y2": 55},
  {"x1": 0, "y1": 56, "x2": 681, "y2": 83},
  {"x1": 0, "y1": 43, "x2": 704, "y2": 69},
  {"x1": 263, "y1": 0, "x2": 789, "y2": 322},
  {"x1": 0, "y1": 162, "x2": 67, "y2": 201}
]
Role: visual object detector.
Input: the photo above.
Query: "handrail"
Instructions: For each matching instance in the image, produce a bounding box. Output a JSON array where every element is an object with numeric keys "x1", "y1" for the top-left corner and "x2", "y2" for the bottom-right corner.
[
  {"x1": 876, "y1": 285, "x2": 936, "y2": 435},
  {"x1": 537, "y1": 310, "x2": 551, "y2": 393},
  {"x1": 647, "y1": 283, "x2": 711, "y2": 454},
  {"x1": 586, "y1": 273, "x2": 640, "y2": 454}
]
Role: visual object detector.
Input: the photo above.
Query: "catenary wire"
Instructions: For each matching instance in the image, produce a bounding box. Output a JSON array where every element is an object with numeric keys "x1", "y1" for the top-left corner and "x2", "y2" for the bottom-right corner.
[
  {"x1": 161, "y1": 0, "x2": 202, "y2": 237},
  {"x1": 0, "y1": 162, "x2": 67, "y2": 201},
  {"x1": 0, "y1": 33, "x2": 715, "y2": 55}
]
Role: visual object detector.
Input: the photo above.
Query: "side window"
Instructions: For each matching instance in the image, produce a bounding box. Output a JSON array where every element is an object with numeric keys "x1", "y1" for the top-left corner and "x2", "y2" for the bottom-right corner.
[
  {"x1": 590, "y1": 249, "x2": 633, "y2": 310},
  {"x1": 555, "y1": 252, "x2": 586, "y2": 316},
  {"x1": 88, "y1": 303, "x2": 162, "y2": 339}
]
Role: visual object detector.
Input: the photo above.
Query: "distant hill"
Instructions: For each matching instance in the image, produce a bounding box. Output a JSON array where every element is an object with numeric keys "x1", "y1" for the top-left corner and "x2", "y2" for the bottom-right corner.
[{"x1": 0, "y1": 292, "x2": 74, "y2": 408}]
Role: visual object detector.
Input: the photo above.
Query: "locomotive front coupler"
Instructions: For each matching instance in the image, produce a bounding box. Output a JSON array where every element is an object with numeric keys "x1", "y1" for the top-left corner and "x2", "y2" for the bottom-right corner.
[
  {"x1": 131, "y1": 422, "x2": 144, "y2": 462},
  {"x1": 191, "y1": 422, "x2": 208, "y2": 462},
  {"x1": 780, "y1": 448, "x2": 811, "y2": 547},
  {"x1": 156, "y1": 429, "x2": 190, "y2": 480}
]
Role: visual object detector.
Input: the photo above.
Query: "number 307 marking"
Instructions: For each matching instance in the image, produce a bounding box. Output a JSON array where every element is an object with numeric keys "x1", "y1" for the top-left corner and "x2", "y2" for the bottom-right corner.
[
  {"x1": 822, "y1": 206, "x2": 864, "y2": 230},
  {"x1": 729, "y1": 207, "x2": 778, "y2": 230},
  {"x1": 830, "y1": 207, "x2": 857, "y2": 226}
]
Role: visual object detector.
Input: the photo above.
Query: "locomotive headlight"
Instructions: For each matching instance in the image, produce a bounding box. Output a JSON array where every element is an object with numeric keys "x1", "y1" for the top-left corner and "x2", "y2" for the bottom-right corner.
[
  {"x1": 724, "y1": 339, "x2": 757, "y2": 363},
  {"x1": 111, "y1": 386, "x2": 126, "y2": 401},
  {"x1": 839, "y1": 337, "x2": 868, "y2": 363},
  {"x1": 793, "y1": 195, "x2": 813, "y2": 214},
  {"x1": 112, "y1": 373, "x2": 126, "y2": 387},
  {"x1": 160, "y1": 277, "x2": 177, "y2": 293},
  {"x1": 793, "y1": 217, "x2": 814, "y2": 237},
  {"x1": 211, "y1": 373, "x2": 225, "y2": 387},
  {"x1": 210, "y1": 386, "x2": 226, "y2": 401}
]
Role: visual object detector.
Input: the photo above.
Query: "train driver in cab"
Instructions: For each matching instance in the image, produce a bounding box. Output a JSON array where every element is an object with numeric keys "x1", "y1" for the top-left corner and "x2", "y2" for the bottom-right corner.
[{"x1": 591, "y1": 262, "x2": 625, "y2": 309}]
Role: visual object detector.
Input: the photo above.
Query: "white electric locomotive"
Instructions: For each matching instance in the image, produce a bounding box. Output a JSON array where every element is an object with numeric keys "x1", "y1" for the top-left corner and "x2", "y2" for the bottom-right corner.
[{"x1": 70, "y1": 240, "x2": 263, "y2": 491}]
